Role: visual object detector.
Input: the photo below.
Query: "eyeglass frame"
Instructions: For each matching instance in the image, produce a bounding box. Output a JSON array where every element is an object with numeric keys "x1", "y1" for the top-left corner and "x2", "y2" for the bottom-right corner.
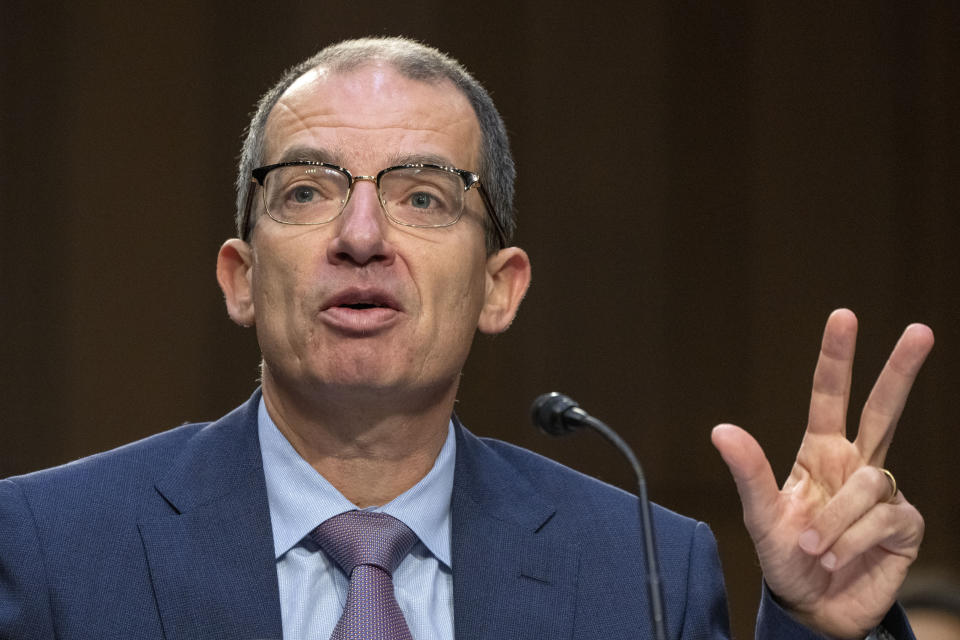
[{"x1": 240, "y1": 160, "x2": 508, "y2": 250}]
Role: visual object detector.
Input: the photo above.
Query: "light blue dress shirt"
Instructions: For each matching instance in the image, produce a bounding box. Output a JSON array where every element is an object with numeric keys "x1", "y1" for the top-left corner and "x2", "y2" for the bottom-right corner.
[{"x1": 258, "y1": 399, "x2": 456, "y2": 639}]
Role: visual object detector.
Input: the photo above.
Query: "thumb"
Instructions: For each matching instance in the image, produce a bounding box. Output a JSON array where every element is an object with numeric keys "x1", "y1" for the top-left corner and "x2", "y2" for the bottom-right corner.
[{"x1": 711, "y1": 424, "x2": 780, "y2": 534}]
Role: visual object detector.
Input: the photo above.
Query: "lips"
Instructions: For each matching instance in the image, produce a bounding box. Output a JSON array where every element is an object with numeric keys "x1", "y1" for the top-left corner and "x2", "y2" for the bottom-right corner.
[
  {"x1": 323, "y1": 288, "x2": 402, "y2": 312},
  {"x1": 319, "y1": 287, "x2": 403, "y2": 334}
]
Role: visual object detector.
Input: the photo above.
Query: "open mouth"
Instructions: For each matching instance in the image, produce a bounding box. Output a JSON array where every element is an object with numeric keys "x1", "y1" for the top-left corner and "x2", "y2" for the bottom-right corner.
[
  {"x1": 341, "y1": 302, "x2": 387, "y2": 310},
  {"x1": 322, "y1": 290, "x2": 402, "y2": 333},
  {"x1": 324, "y1": 289, "x2": 402, "y2": 314}
]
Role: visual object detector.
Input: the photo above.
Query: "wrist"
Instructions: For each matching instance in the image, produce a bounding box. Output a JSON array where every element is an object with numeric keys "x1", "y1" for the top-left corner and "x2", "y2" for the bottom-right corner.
[{"x1": 763, "y1": 581, "x2": 878, "y2": 639}]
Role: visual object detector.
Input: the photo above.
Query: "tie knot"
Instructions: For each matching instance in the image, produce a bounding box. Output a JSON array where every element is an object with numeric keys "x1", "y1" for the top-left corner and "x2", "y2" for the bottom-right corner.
[{"x1": 310, "y1": 511, "x2": 418, "y2": 576}]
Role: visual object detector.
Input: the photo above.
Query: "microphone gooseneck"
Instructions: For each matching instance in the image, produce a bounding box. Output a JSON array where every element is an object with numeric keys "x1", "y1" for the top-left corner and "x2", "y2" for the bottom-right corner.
[{"x1": 530, "y1": 392, "x2": 668, "y2": 640}]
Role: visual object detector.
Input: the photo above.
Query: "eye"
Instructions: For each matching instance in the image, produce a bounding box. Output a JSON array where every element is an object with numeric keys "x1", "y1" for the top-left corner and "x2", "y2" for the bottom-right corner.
[
  {"x1": 281, "y1": 178, "x2": 340, "y2": 207},
  {"x1": 409, "y1": 192, "x2": 436, "y2": 209},
  {"x1": 291, "y1": 186, "x2": 316, "y2": 204}
]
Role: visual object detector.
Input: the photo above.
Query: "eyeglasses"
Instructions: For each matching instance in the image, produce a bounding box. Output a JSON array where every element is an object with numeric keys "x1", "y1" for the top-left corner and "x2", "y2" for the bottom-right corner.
[{"x1": 242, "y1": 161, "x2": 507, "y2": 250}]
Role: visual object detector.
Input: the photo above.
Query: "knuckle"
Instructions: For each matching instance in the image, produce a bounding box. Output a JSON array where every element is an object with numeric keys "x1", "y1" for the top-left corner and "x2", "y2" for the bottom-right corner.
[
  {"x1": 901, "y1": 506, "x2": 925, "y2": 545},
  {"x1": 863, "y1": 466, "x2": 888, "y2": 496}
]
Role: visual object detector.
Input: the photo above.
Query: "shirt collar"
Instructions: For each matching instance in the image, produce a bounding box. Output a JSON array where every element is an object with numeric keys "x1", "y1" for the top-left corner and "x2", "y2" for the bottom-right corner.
[{"x1": 258, "y1": 397, "x2": 455, "y2": 568}]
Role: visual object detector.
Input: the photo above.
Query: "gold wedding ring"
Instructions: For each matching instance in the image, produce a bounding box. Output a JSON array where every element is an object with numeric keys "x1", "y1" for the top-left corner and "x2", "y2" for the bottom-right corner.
[{"x1": 880, "y1": 468, "x2": 898, "y2": 502}]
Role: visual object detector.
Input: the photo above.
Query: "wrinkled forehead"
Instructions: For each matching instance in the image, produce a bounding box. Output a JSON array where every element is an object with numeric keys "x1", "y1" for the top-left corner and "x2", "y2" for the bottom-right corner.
[{"x1": 262, "y1": 63, "x2": 483, "y2": 171}]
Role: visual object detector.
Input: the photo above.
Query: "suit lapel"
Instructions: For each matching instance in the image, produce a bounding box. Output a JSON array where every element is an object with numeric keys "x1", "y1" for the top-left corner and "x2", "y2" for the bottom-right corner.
[
  {"x1": 138, "y1": 392, "x2": 283, "y2": 640},
  {"x1": 451, "y1": 420, "x2": 579, "y2": 640}
]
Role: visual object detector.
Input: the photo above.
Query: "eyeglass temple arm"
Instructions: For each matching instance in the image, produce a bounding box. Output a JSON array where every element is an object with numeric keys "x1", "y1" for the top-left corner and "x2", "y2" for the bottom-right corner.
[
  {"x1": 241, "y1": 178, "x2": 260, "y2": 240},
  {"x1": 476, "y1": 185, "x2": 508, "y2": 250}
]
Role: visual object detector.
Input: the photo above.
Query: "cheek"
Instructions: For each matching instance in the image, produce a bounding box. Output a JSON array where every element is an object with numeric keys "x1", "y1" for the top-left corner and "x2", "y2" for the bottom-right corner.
[
  {"x1": 425, "y1": 258, "x2": 488, "y2": 340},
  {"x1": 251, "y1": 254, "x2": 313, "y2": 333}
]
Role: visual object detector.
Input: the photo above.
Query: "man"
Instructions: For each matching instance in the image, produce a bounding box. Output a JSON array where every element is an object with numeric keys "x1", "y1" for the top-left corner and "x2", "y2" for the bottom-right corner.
[{"x1": 0, "y1": 37, "x2": 934, "y2": 639}]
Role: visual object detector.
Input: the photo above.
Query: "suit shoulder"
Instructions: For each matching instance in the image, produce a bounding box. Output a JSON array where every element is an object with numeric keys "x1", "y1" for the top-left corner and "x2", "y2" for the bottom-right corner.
[
  {"x1": 460, "y1": 431, "x2": 726, "y2": 626},
  {"x1": 4, "y1": 421, "x2": 209, "y2": 504},
  {"x1": 475, "y1": 435, "x2": 699, "y2": 532}
]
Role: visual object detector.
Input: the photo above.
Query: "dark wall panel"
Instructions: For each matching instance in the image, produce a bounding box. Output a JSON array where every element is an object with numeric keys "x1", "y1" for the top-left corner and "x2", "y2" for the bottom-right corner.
[{"x1": 3, "y1": 3, "x2": 957, "y2": 637}]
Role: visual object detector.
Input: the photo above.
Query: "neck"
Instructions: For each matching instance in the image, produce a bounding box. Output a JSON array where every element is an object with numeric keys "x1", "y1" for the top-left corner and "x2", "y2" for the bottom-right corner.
[{"x1": 261, "y1": 371, "x2": 456, "y2": 508}]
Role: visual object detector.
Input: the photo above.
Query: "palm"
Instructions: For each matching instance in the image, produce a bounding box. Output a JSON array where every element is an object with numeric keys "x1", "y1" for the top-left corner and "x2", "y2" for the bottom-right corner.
[{"x1": 713, "y1": 310, "x2": 933, "y2": 638}]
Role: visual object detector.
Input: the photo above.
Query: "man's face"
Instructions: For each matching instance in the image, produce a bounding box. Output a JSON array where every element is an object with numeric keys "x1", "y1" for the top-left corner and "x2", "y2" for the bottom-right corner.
[{"x1": 229, "y1": 63, "x2": 501, "y2": 406}]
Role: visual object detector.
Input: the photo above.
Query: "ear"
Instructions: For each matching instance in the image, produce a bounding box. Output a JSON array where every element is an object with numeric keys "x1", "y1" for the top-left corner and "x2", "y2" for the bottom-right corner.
[
  {"x1": 216, "y1": 238, "x2": 256, "y2": 327},
  {"x1": 478, "y1": 247, "x2": 532, "y2": 334}
]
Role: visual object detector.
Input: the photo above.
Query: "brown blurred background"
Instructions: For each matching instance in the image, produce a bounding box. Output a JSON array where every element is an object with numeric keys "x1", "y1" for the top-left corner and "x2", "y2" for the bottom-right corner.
[{"x1": 2, "y1": 1, "x2": 957, "y2": 636}]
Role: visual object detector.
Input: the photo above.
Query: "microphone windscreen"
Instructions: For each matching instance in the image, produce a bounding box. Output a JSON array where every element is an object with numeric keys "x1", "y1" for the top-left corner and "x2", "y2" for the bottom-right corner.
[{"x1": 530, "y1": 392, "x2": 580, "y2": 436}]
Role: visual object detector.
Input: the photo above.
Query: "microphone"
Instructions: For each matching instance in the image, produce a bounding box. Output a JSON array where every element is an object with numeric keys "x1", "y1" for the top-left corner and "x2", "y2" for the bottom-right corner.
[{"x1": 531, "y1": 392, "x2": 667, "y2": 640}]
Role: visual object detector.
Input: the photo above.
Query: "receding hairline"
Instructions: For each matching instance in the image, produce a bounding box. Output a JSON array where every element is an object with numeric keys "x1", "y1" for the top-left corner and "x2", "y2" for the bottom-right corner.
[{"x1": 260, "y1": 60, "x2": 483, "y2": 169}]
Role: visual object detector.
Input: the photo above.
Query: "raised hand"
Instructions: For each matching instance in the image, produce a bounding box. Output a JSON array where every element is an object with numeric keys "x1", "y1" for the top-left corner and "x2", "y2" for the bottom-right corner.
[{"x1": 712, "y1": 309, "x2": 934, "y2": 638}]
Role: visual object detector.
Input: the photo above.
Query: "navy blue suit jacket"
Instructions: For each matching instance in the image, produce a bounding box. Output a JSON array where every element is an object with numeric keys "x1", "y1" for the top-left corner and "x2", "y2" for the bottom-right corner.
[{"x1": 1, "y1": 390, "x2": 913, "y2": 638}]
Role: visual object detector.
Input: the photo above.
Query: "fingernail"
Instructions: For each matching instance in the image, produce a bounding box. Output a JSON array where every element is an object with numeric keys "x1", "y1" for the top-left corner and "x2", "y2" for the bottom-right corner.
[
  {"x1": 820, "y1": 552, "x2": 837, "y2": 570},
  {"x1": 798, "y1": 529, "x2": 820, "y2": 552}
]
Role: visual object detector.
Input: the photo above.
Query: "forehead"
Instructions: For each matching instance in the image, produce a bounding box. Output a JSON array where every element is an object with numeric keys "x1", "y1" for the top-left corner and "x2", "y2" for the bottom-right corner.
[{"x1": 263, "y1": 63, "x2": 482, "y2": 171}]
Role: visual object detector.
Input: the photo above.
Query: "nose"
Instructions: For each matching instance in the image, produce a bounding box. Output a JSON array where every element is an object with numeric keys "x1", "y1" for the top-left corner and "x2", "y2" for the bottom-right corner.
[{"x1": 326, "y1": 178, "x2": 396, "y2": 267}]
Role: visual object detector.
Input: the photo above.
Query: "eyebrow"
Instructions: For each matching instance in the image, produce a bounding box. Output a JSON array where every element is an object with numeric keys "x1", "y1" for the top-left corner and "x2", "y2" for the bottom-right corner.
[
  {"x1": 386, "y1": 152, "x2": 462, "y2": 170},
  {"x1": 274, "y1": 145, "x2": 345, "y2": 166},
  {"x1": 272, "y1": 146, "x2": 465, "y2": 172}
]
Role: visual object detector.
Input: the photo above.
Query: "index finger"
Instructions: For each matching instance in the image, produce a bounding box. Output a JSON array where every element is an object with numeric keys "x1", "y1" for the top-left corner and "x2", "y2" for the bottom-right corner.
[
  {"x1": 806, "y1": 309, "x2": 859, "y2": 437},
  {"x1": 854, "y1": 323, "x2": 934, "y2": 465}
]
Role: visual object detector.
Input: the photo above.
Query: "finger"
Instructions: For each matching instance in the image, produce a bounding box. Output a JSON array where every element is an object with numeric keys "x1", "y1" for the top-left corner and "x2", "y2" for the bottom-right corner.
[
  {"x1": 806, "y1": 309, "x2": 858, "y2": 437},
  {"x1": 711, "y1": 424, "x2": 779, "y2": 535},
  {"x1": 797, "y1": 466, "x2": 896, "y2": 556},
  {"x1": 813, "y1": 496, "x2": 923, "y2": 572},
  {"x1": 855, "y1": 323, "x2": 935, "y2": 466}
]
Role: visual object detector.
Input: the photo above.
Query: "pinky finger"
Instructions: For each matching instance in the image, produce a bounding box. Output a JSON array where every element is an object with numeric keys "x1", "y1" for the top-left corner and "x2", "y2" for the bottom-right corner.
[{"x1": 817, "y1": 496, "x2": 924, "y2": 572}]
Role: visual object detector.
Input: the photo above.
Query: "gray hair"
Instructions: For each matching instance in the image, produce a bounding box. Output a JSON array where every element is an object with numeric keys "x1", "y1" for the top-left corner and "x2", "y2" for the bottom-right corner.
[{"x1": 235, "y1": 37, "x2": 516, "y2": 253}]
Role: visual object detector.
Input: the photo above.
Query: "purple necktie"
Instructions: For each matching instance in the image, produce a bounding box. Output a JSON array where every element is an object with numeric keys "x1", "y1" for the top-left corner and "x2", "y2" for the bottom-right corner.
[{"x1": 310, "y1": 511, "x2": 418, "y2": 640}]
